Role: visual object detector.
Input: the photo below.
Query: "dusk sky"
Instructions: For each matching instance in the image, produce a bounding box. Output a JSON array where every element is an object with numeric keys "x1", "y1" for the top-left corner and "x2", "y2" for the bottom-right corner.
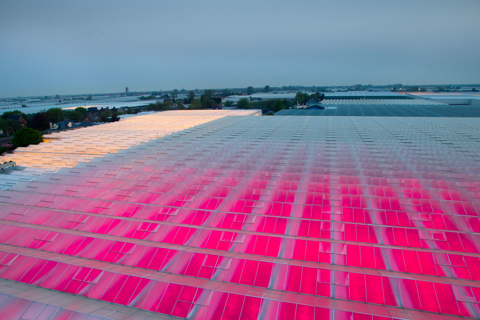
[{"x1": 1, "y1": 0, "x2": 479, "y2": 98}]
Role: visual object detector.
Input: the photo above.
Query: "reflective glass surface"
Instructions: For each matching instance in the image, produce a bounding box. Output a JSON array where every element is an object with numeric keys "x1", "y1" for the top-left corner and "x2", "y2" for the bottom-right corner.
[{"x1": 1, "y1": 112, "x2": 480, "y2": 319}]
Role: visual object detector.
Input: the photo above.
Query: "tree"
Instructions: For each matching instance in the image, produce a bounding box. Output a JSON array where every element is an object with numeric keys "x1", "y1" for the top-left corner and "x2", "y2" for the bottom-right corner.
[
  {"x1": 272, "y1": 100, "x2": 285, "y2": 112},
  {"x1": 32, "y1": 112, "x2": 50, "y2": 130},
  {"x1": 47, "y1": 108, "x2": 64, "y2": 123},
  {"x1": 145, "y1": 103, "x2": 158, "y2": 111},
  {"x1": 264, "y1": 85, "x2": 271, "y2": 93},
  {"x1": 176, "y1": 100, "x2": 185, "y2": 109},
  {"x1": 172, "y1": 89, "x2": 179, "y2": 98},
  {"x1": 224, "y1": 100, "x2": 234, "y2": 107},
  {"x1": 2, "y1": 119, "x2": 21, "y2": 135},
  {"x1": 100, "y1": 110, "x2": 112, "y2": 122},
  {"x1": 188, "y1": 99, "x2": 203, "y2": 109},
  {"x1": 205, "y1": 90, "x2": 213, "y2": 99},
  {"x1": 12, "y1": 128, "x2": 43, "y2": 147},
  {"x1": 2, "y1": 111, "x2": 29, "y2": 129},
  {"x1": 110, "y1": 113, "x2": 120, "y2": 122},
  {"x1": 200, "y1": 94, "x2": 207, "y2": 109},
  {"x1": 68, "y1": 111, "x2": 84, "y2": 122},
  {"x1": 247, "y1": 86, "x2": 254, "y2": 95},
  {"x1": 238, "y1": 98, "x2": 250, "y2": 109},
  {"x1": 189, "y1": 90, "x2": 195, "y2": 101},
  {"x1": 104, "y1": 110, "x2": 112, "y2": 117},
  {"x1": 2, "y1": 110, "x2": 28, "y2": 121},
  {"x1": 75, "y1": 107, "x2": 87, "y2": 115},
  {"x1": 145, "y1": 101, "x2": 175, "y2": 112},
  {"x1": 164, "y1": 101, "x2": 174, "y2": 109},
  {"x1": 139, "y1": 95, "x2": 156, "y2": 100},
  {"x1": 208, "y1": 99, "x2": 218, "y2": 109},
  {"x1": 86, "y1": 95, "x2": 93, "y2": 100},
  {"x1": 295, "y1": 91, "x2": 305, "y2": 104}
]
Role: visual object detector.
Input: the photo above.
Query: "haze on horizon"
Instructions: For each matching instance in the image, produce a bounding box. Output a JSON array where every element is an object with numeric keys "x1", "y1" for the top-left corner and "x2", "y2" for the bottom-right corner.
[{"x1": 1, "y1": 0, "x2": 479, "y2": 98}]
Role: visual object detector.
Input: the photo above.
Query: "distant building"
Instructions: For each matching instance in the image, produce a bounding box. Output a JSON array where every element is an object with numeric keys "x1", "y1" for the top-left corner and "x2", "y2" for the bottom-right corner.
[
  {"x1": 81, "y1": 115, "x2": 94, "y2": 123},
  {"x1": 125, "y1": 87, "x2": 129, "y2": 94},
  {"x1": 49, "y1": 120, "x2": 93, "y2": 132},
  {"x1": 296, "y1": 101, "x2": 325, "y2": 110},
  {"x1": 176, "y1": 94, "x2": 187, "y2": 100},
  {"x1": 6, "y1": 115, "x2": 27, "y2": 128}
]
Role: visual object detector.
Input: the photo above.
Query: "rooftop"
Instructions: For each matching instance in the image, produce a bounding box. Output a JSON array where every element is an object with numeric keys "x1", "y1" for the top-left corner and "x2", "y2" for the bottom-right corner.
[
  {"x1": 325, "y1": 91, "x2": 408, "y2": 98},
  {"x1": 277, "y1": 104, "x2": 480, "y2": 116},
  {"x1": 0, "y1": 110, "x2": 479, "y2": 319}
]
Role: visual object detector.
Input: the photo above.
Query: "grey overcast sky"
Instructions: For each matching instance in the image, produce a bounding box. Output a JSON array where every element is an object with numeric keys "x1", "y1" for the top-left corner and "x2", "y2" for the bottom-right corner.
[{"x1": 1, "y1": 0, "x2": 479, "y2": 97}]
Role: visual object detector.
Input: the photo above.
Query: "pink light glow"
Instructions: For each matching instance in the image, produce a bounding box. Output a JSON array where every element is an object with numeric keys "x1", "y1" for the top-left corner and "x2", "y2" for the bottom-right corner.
[{"x1": 0, "y1": 114, "x2": 479, "y2": 319}]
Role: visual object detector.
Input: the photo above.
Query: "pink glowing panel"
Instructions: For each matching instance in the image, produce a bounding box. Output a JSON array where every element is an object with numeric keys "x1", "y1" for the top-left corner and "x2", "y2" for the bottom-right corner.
[{"x1": 2, "y1": 116, "x2": 480, "y2": 319}]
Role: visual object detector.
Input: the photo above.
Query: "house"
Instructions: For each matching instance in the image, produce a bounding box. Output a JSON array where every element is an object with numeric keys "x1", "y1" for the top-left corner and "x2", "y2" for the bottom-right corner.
[
  {"x1": 296, "y1": 101, "x2": 325, "y2": 110},
  {"x1": 305, "y1": 100, "x2": 325, "y2": 110},
  {"x1": 296, "y1": 98, "x2": 325, "y2": 110},
  {"x1": 85, "y1": 107, "x2": 101, "y2": 122},
  {"x1": 82, "y1": 115, "x2": 94, "y2": 123},
  {"x1": 49, "y1": 120, "x2": 93, "y2": 132},
  {"x1": 6, "y1": 115, "x2": 27, "y2": 128},
  {"x1": 2, "y1": 115, "x2": 27, "y2": 135}
]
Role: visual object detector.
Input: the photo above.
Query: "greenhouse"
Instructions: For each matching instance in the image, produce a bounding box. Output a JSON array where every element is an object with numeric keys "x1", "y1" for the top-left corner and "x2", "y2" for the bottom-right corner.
[{"x1": 0, "y1": 111, "x2": 479, "y2": 319}]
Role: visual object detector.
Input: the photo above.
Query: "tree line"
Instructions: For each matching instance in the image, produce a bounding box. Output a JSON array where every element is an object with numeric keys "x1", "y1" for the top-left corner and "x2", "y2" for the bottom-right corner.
[
  {"x1": 234, "y1": 91, "x2": 321, "y2": 112},
  {"x1": 145, "y1": 90, "x2": 221, "y2": 111},
  {"x1": 1, "y1": 107, "x2": 88, "y2": 133},
  {"x1": 236, "y1": 98, "x2": 293, "y2": 113},
  {"x1": 0, "y1": 106, "x2": 125, "y2": 151},
  {"x1": 0, "y1": 105, "x2": 128, "y2": 134}
]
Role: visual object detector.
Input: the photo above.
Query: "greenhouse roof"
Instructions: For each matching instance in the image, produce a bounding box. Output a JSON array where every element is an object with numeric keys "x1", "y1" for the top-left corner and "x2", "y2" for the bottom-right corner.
[{"x1": 0, "y1": 111, "x2": 480, "y2": 319}]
